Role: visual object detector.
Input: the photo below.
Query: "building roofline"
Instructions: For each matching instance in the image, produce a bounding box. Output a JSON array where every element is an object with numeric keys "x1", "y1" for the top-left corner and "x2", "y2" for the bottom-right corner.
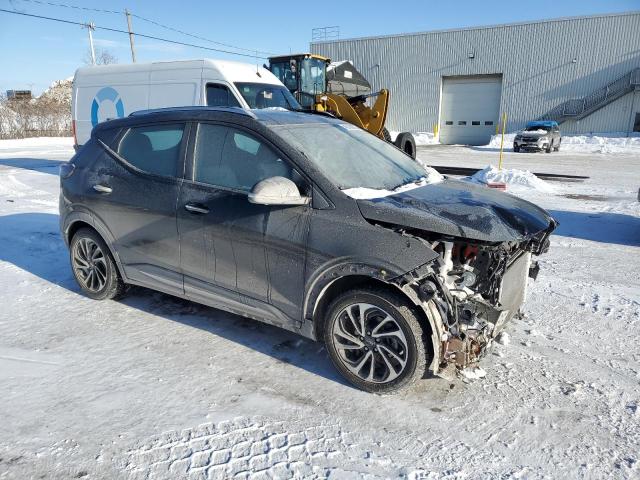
[{"x1": 310, "y1": 10, "x2": 640, "y2": 45}]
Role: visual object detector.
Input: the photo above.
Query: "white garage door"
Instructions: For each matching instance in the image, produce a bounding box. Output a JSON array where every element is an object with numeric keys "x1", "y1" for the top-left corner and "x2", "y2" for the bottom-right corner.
[{"x1": 439, "y1": 75, "x2": 502, "y2": 145}]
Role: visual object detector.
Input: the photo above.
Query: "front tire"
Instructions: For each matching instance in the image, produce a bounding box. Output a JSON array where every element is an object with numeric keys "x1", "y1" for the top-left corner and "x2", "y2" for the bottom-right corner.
[
  {"x1": 323, "y1": 288, "x2": 429, "y2": 394},
  {"x1": 513, "y1": 144, "x2": 520, "y2": 152},
  {"x1": 70, "y1": 228, "x2": 125, "y2": 300}
]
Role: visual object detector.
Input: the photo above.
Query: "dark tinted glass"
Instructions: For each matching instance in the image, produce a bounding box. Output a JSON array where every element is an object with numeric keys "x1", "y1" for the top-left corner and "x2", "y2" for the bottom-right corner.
[
  {"x1": 234, "y1": 82, "x2": 300, "y2": 110},
  {"x1": 194, "y1": 124, "x2": 293, "y2": 191},
  {"x1": 118, "y1": 123, "x2": 185, "y2": 177},
  {"x1": 206, "y1": 84, "x2": 241, "y2": 107}
]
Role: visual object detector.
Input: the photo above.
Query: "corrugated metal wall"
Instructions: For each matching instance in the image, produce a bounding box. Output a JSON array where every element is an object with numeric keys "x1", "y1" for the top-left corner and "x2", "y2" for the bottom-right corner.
[{"x1": 311, "y1": 12, "x2": 640, "y2": 136}]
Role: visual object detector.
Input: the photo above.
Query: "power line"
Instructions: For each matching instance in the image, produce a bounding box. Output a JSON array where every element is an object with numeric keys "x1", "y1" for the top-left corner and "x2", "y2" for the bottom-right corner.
[
  {"x1": 131, "y1": 13, "x2": 277, "y2": 56},
  {"x1": 9, "y1": 0, "x2": 120, "y2": 14},
  {"x1": 0, "y1": 8, "x2": 271, "y2": 59},
  {"x1": 8, "y1": 0, "x2": 276, "y2": 56}
]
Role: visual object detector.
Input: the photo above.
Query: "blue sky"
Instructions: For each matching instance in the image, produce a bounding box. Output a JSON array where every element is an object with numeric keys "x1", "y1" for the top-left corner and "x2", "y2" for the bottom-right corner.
[{"x1": 0, "y1": 0, "x2": 638, "y2": 95}]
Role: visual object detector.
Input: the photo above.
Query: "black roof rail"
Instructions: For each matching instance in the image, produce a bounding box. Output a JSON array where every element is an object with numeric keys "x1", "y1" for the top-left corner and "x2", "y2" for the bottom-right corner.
[{"x1": 128, "y1": 106, "x2": 257, "y2": 119}]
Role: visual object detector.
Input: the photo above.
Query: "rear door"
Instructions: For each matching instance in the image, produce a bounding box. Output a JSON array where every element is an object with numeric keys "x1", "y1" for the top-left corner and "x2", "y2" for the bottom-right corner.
[
  {"x1": 177, "y1": 122, "x2": 311, "y2": 328},
  {"x1": 85, "y1": 122, "x2": 188, "y2": 295}
]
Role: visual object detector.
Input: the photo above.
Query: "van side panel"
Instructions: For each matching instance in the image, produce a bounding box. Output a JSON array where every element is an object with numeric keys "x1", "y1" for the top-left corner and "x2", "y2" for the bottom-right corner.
[
  {"x1": 149, "y1": 83, "x2": 199, "y2": 109},
  {"x1": 149, "y1": 63, "x2": 202, "y2": 109},
  {"x1": 74, "y1": 67, "x2": 151, "y2": 146}
]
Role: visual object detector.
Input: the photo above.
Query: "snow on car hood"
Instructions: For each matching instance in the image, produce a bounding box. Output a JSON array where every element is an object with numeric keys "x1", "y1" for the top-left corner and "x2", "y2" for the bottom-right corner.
[
  {"x1": 342, "y1": 167, "x2": 444, "y2": 199},
  {"x1": 356, "y1": 178, "x2": 555, "y2": 242}
]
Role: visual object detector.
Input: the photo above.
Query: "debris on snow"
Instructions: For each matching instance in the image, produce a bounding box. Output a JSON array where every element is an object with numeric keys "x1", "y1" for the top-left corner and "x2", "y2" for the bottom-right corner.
[
  {"x1": 460, "y1": 366, "x2": 487, "y2": 380},
  {"x1": 495, "y1": 331, "x2": 510, "y2": 345}
]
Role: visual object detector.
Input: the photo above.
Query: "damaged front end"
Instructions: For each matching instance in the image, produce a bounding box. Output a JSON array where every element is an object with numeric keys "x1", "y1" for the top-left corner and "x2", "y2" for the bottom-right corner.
[
  {"x1": 355, "y1": 178, "x2": 558, "y2": 374},
  {"x1": 394, "y1": 222, "x2": 556, "y2": 374}
]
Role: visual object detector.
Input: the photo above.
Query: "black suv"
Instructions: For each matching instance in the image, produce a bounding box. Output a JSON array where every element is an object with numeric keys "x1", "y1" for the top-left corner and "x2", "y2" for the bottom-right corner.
[{"x1": 60, "y1": 107, "x2": 556, "y2": 393}]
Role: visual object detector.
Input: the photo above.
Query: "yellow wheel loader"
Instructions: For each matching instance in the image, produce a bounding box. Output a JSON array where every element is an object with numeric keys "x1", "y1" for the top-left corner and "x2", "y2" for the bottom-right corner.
[{"x1": 268, "y1": 53, "x2": 416, "y2": 158}]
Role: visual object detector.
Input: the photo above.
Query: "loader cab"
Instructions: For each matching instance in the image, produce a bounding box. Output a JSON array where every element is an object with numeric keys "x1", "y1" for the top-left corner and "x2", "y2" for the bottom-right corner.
[{"x1": 268, "y1": 54, "x2": 329, "y2": 109}]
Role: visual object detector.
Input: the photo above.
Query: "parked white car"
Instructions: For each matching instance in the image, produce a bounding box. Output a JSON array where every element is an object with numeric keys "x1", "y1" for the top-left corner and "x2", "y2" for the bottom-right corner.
[{"x1": 72, "y1": 59, "x2": 300, "y2": 147}]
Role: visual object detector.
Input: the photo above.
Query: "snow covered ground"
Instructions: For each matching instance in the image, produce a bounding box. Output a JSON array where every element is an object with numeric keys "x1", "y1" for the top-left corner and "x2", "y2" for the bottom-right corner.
[{"x1": 0, "y1": 138, "x2": 639, "y2": 479}]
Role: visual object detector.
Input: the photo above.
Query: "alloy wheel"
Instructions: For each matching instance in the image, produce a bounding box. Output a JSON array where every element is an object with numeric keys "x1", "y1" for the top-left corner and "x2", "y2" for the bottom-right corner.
[
  {"x1": 331, "y1": 303, "x2": 409, "y2": 383},
  {"x1": 72, "y1": 237, "x2": 108, "y2": 293}
]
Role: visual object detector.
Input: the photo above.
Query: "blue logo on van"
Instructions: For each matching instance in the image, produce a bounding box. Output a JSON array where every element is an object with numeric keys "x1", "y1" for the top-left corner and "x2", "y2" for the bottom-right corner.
[{"x1": 91, "y1": 87, "x2": 125, "y2": 127}]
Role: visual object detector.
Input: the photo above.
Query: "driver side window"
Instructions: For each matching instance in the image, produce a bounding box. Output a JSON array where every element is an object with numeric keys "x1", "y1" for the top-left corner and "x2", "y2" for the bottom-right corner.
[{"x1": 193, "y1": 123, "x2": 303, "y2": 192}]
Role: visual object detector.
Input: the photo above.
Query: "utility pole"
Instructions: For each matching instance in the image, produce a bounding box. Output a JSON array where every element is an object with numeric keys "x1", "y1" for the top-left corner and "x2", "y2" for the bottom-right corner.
[
  {"x1": 85, "y1": 22, "x2": 96, "y2": 65},
  {"x1": 125, "y1": 9, "x2": 136, "y2": 63}
]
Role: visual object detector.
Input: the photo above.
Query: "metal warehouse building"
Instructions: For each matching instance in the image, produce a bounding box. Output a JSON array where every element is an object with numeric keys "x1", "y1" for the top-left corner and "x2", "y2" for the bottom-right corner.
[{"x1": 311, "y1": 12, "x2": 640, "y2": 145}]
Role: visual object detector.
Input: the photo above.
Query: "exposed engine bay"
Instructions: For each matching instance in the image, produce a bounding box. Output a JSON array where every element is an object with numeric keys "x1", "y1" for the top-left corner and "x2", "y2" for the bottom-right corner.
[{"x1": 392, "y1": 224, "x2": 554, "y2": 374}]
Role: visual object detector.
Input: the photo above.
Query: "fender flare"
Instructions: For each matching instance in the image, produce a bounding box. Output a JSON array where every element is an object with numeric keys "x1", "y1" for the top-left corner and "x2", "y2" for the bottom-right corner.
[{"x1": 62, "y1": 209, "x2": 128, "y2": 281}]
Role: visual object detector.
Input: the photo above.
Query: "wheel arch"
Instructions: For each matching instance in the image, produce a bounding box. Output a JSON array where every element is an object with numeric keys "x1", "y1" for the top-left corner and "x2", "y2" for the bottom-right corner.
[
  {"x1": 307, "y1": 272, "x2": 439, "y2": 367},
  {"x1": 64, "y1": 213, "x2": 127, "y2": 281}
]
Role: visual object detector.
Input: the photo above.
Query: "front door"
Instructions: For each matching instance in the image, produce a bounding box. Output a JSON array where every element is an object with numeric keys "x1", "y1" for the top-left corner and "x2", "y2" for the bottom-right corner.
[{"x1": 177, "y1": 122, "x2": 310, "y2": 328}]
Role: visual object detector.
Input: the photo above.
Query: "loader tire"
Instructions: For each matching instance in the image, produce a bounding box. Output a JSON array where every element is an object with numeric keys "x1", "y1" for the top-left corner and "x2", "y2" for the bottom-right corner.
[
  {"x1": 395, "y1": 132, "x2": 416, "y2": 159},
  {"x1": 382, "y1": 127, "x2": 392, "y2": 142}
]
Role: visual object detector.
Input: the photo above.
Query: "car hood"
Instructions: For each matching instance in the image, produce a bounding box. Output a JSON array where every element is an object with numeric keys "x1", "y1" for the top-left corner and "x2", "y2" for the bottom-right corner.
[{"x1": 356, "y1": 179, "x2": 555, "y2": 243}]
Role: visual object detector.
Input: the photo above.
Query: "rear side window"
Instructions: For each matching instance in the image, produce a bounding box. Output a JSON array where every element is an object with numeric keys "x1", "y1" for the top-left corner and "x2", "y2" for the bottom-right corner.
[
  {"x1": 206, "y1": 83, "x2": 241, "y2": 107},
  {"x1": 193, "y1": 123, "x2": 294, "y2": 191},
  {"x1": 118, "y1": 123, "x2": 185, "y2": 177}
]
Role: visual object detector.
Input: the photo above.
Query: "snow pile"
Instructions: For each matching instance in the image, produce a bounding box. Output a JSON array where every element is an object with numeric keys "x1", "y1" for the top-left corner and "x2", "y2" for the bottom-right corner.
[
  {"x1": 469, "y1": 165, "x2": 554, "y2": 192},
  {"x1": 561, "y1": 133, "x2": 640, "y2": 154},
  {"x1": 484, "y1": 132, "x2": 640, "y2": 153},
  {"x1": 38, "y1": 77, "x2": 73, "y2": 104},
  {"x1": 342, "y1": 167, "x2": 444, "y2": 199},
  {"x1": 390, "y1": 131, "x2": 439, "y2": 146}
]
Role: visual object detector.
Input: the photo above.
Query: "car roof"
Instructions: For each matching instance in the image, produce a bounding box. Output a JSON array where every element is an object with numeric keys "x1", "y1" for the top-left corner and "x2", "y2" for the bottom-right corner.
[
  {"x1": 526, "y1": 120, "x2": 558, "y2": 127},
  {"x1": 92, "y1": 106, "x2": 342, "y2": 133}
]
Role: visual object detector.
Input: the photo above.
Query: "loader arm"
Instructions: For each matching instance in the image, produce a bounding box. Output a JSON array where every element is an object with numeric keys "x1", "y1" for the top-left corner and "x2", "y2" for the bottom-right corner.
[{"x1": 321, "y1": 89, "x2": 389, "y2": 138}]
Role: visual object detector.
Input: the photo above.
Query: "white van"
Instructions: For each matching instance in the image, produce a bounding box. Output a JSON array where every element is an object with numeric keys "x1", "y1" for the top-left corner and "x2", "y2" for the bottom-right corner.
[{"x1": 72, "y1": 59, "x2": 300, "y2": 147}]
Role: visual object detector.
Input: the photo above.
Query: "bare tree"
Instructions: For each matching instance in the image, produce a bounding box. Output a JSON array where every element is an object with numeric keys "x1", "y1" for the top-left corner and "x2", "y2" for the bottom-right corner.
[{"x1": 83, "y1": 48, "x2": 118, "y2": 66}]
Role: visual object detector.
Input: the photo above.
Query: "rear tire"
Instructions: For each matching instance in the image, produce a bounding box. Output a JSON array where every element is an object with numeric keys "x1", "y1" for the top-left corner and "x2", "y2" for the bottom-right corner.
[
  {"x1": 382, "y1": 127, "x2": 392, "y2": 143},
  {"x1": 323, "y1": 288, "x2": 429, "y2": 394},
  {"x1": 394, "y1": 132, "x2": 416, "y2": 159},
  {"x1": 513, "y1": 145, "x2": 520, "y2": 152},
  {"x1": 70, "y1": 228, "x2": 125, "y2": 300}
]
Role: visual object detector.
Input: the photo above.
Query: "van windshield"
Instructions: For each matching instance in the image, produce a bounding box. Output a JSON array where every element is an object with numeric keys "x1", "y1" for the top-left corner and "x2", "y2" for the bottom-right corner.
[{"x1": 234, "y1": 83, "x2": 301, "y2": 110}]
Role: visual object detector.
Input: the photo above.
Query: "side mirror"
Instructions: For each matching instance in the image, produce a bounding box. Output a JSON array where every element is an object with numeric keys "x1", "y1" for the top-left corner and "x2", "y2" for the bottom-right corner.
[{"x1": 248, "y1": 176, "x2": 310, "y2": 206}]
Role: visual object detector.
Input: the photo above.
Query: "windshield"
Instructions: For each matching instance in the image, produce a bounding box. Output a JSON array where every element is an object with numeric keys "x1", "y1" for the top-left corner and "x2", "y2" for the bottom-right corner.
[
  {"x1": 299, "y1": 58, "x2": 326, "y2": 96},
  {"x1": 270, "y1": 122, "x2": 429, "y2": 190},
  {"x1": 524, "y1": 125, "x2": 550, "y2": 132},
  {"x1": 269, "y1": 61, "x2": 297, "y2": 92},
  {"x1": 234, "y1": 82, "x2": 301, "y2": 110}
]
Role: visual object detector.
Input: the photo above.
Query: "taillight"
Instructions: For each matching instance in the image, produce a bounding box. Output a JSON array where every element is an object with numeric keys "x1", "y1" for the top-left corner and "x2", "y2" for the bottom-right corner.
[
  {"x1": 72, "y1": 120, "x2": 78, "y2": 146},
  {"x1": 59, "y1": 163, "x2": 76, "y2": 179}
]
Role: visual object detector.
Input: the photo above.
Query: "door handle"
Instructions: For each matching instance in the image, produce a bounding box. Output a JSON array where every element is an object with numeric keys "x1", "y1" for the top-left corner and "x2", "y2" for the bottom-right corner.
[
  {"x1": 92, "y1": 184, "x2": 112, "y2": 194},
  {"x1": 184, "y1": 203, "x2": 209, "y2": 214}
]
